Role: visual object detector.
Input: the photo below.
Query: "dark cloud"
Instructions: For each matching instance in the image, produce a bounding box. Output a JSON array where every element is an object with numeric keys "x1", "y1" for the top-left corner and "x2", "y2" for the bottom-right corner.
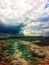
[
  {"x1": 45, "y1": 32, "x2": 49, "y2": 36},
  {"x1": 37, "y1": 16, "x2": 49, "y2": 22},
  {"x1": 0, "y1": 22, "x2": 24, "y2": 35}
]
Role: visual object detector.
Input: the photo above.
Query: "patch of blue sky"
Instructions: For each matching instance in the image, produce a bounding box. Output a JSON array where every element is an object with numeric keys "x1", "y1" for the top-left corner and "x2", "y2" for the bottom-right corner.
[{"x1": 44, "y1": 3, "x2": 49, "y2": 8}]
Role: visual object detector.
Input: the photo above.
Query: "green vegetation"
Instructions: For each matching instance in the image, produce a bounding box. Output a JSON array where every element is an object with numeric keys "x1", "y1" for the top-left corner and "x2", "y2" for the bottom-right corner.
[
  {"x1": 0, "y1": 37, "x2": 48, "y2": 65},
  {"x1": 3, "y1": 39, "x2": 46, "y2": 61}
]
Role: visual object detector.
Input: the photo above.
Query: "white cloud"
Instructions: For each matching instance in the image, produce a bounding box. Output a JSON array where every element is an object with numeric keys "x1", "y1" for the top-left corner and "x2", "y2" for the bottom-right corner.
[
  {"x1": 23, "y1": 29, "x2": 42, "y2": 36},
  {"x1": 0, "y1": 0, "x2": 48, "y2": 24},
  {"x1": 0, "y1": 0, "x2": 49, "y2": 36},
  {"x1": 43, "y1": 28, "x2": 49, "y2": 32},
  {"x1": 0, "y1": 0, "x2": 33, "y2": 24},
  {"x1": 41, "y1": 22, "x2": 49, "y2": 28}
]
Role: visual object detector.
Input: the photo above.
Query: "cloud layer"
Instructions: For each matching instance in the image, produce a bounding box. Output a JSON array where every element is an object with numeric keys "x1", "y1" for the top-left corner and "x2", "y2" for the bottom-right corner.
[{"x1": 0, "y1": 0, "x2": 49, "y2": 36}]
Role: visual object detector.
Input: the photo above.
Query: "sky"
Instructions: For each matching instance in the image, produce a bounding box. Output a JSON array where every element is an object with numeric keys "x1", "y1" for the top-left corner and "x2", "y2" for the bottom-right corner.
[{"x1": 0, "y1": 0, "x2": 49, "y2": 36}]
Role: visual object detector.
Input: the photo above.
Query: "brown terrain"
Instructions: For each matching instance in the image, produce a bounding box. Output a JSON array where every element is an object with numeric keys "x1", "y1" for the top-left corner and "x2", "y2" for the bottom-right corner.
[{"x1": 0, "y1": 37, "x2": 49, "y2": 65}]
